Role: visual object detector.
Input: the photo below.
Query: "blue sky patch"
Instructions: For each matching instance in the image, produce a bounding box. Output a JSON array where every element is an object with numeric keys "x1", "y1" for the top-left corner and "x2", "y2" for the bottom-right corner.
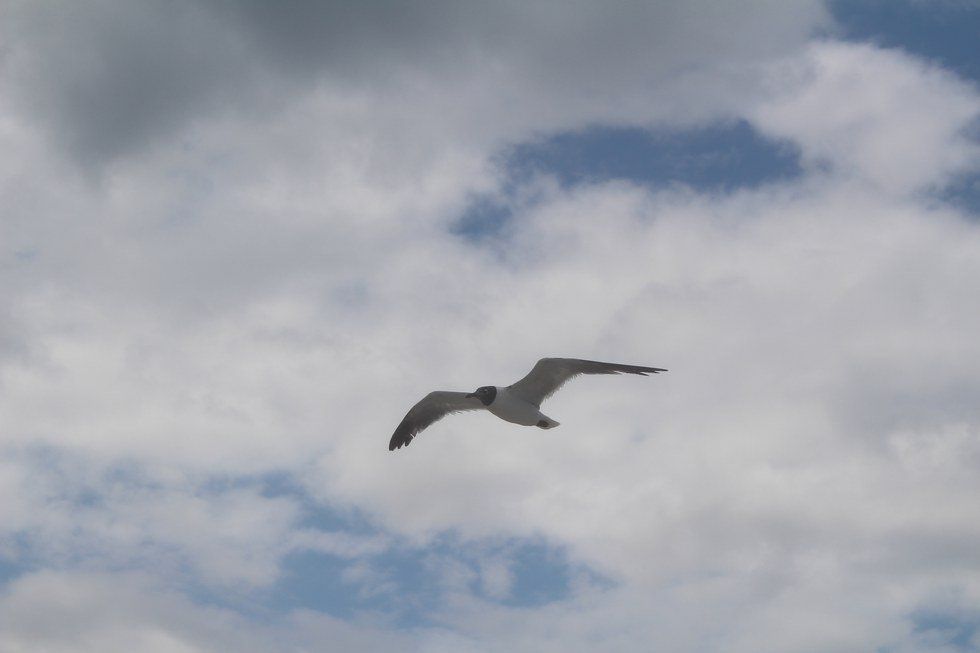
[
  {"x1": 830, "y1": 0, "x2": 980, "y2": 84},
  {"x1": 504, "y1": 121, "x2": 802, "y2": 191},
  {"x1": 272, "y1": 550, "x2": 376, "y2": 620},
  {"x1": 0, "y1": 555, "x2": 26, "y2": 587},
  {"x1": 454, "y1": 120, "x2": 802, "y2": 238},
  {"x1": 912, "y1": 609, "x2": 980, "y2": 651},
  {"x1": 940, "y1": 172, "x2": 980, "y2": 216},
  {"x1": 503, "y1": 540, "x2": 597, "y2": 608},
  {"x1": 271, "y1": 532, "x2": 592, "y2": 626}
]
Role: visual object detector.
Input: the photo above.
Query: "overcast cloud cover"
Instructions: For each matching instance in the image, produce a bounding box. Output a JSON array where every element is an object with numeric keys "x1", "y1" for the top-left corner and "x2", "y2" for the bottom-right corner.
[{"x1": 1, "y1": 1, "x2": 980, "y2": 650}]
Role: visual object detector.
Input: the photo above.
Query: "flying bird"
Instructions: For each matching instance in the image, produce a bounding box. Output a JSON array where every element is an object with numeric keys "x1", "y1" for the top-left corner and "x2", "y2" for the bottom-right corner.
[{"x1": 388, "y1": 357, "x2": 667, "y2": 450}]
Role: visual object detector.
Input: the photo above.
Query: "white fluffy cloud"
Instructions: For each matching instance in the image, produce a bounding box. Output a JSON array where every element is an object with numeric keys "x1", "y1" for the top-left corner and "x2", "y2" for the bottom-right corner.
[
  {"x1": 752, "y1": 42, "x2": 980, "y2": 193},
  {"x1": 1, "y1": 2, "x2": 979, "y2": 651},
  {"x1": 0, "y1": 570, "x2": 423, "y2": 653}
]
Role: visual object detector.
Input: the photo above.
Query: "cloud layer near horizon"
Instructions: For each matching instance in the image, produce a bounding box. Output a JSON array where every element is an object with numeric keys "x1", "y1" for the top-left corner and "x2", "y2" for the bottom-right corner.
[{"x1": 2, "y1": 2, "x2": 980, "y2": 651}]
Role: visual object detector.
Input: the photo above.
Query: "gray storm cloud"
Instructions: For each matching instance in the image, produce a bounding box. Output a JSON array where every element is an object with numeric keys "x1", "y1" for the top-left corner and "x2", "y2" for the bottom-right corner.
[{"x1": 2, "y1": 0, "x2": 827, "y2": 167}]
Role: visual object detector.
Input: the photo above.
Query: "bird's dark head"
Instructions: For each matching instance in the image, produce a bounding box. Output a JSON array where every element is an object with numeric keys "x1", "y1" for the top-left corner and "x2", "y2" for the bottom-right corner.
[{"x1": 465, "y1": 385, "x2": 497, "y2": 406}]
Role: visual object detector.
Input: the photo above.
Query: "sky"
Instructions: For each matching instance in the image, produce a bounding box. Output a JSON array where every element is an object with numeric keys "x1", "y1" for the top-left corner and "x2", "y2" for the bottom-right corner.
[{"x1": 1, "y1": 1, "x2": 979, "y2": 651}]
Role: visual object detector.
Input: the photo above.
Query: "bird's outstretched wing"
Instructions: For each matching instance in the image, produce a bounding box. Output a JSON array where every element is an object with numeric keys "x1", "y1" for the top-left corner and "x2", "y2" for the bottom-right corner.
[
  {"x1": 507, "y1": 358, "x2": 666, "y2": 407},
  {"x1": 389, "y1": 391, "x2": 485, "y2": 451}
]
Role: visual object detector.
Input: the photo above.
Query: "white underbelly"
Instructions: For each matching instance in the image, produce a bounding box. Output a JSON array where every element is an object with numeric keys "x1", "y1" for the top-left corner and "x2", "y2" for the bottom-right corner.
[{"x1": 488, "y1": 387, "x2": 544, "y2": 426}]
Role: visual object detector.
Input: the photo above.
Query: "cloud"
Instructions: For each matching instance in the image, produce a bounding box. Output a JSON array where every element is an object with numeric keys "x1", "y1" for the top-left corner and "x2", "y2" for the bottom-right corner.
[
  {"x1": 0, "y1": 570, "x2": 423, "y2": 653},
  {"x1": 0, "y1": 571, "x2": 261, "y2": 653},
  {"x1": 0, "y1": 450, "x2": 386, "y2": 589},
  {"x1": 1, "y1": 0, "x2": 828, "y2": 168},
  {"x1": 0, "y1": 1, "x2": 253, "y2": 166},
  {"x1": 1, "y1": 2, "x2": 979, "y2": 652},
  {"x1": 751, "y1": 42, "x2": 980, "y2": 193}
]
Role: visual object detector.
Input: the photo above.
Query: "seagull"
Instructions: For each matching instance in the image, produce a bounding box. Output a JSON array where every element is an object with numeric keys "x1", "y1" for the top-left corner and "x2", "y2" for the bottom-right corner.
[{"x1": 388, "y1": 357, "x2": 667, "y2": 450}]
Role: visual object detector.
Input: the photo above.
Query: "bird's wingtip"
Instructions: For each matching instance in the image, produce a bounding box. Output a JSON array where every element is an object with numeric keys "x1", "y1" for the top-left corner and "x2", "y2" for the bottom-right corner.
[
  {"x1": 389, "y1": 434, "x2": 412, "y2": 451},
  {"x1": 628, "y1": 365, "x2": 668, "y2": 375}
]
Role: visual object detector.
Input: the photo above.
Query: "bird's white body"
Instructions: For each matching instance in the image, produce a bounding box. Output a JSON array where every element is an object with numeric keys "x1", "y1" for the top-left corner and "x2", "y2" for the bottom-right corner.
[{"x1": 487, "y1": 387, "x2": 560, "y2": 429}]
